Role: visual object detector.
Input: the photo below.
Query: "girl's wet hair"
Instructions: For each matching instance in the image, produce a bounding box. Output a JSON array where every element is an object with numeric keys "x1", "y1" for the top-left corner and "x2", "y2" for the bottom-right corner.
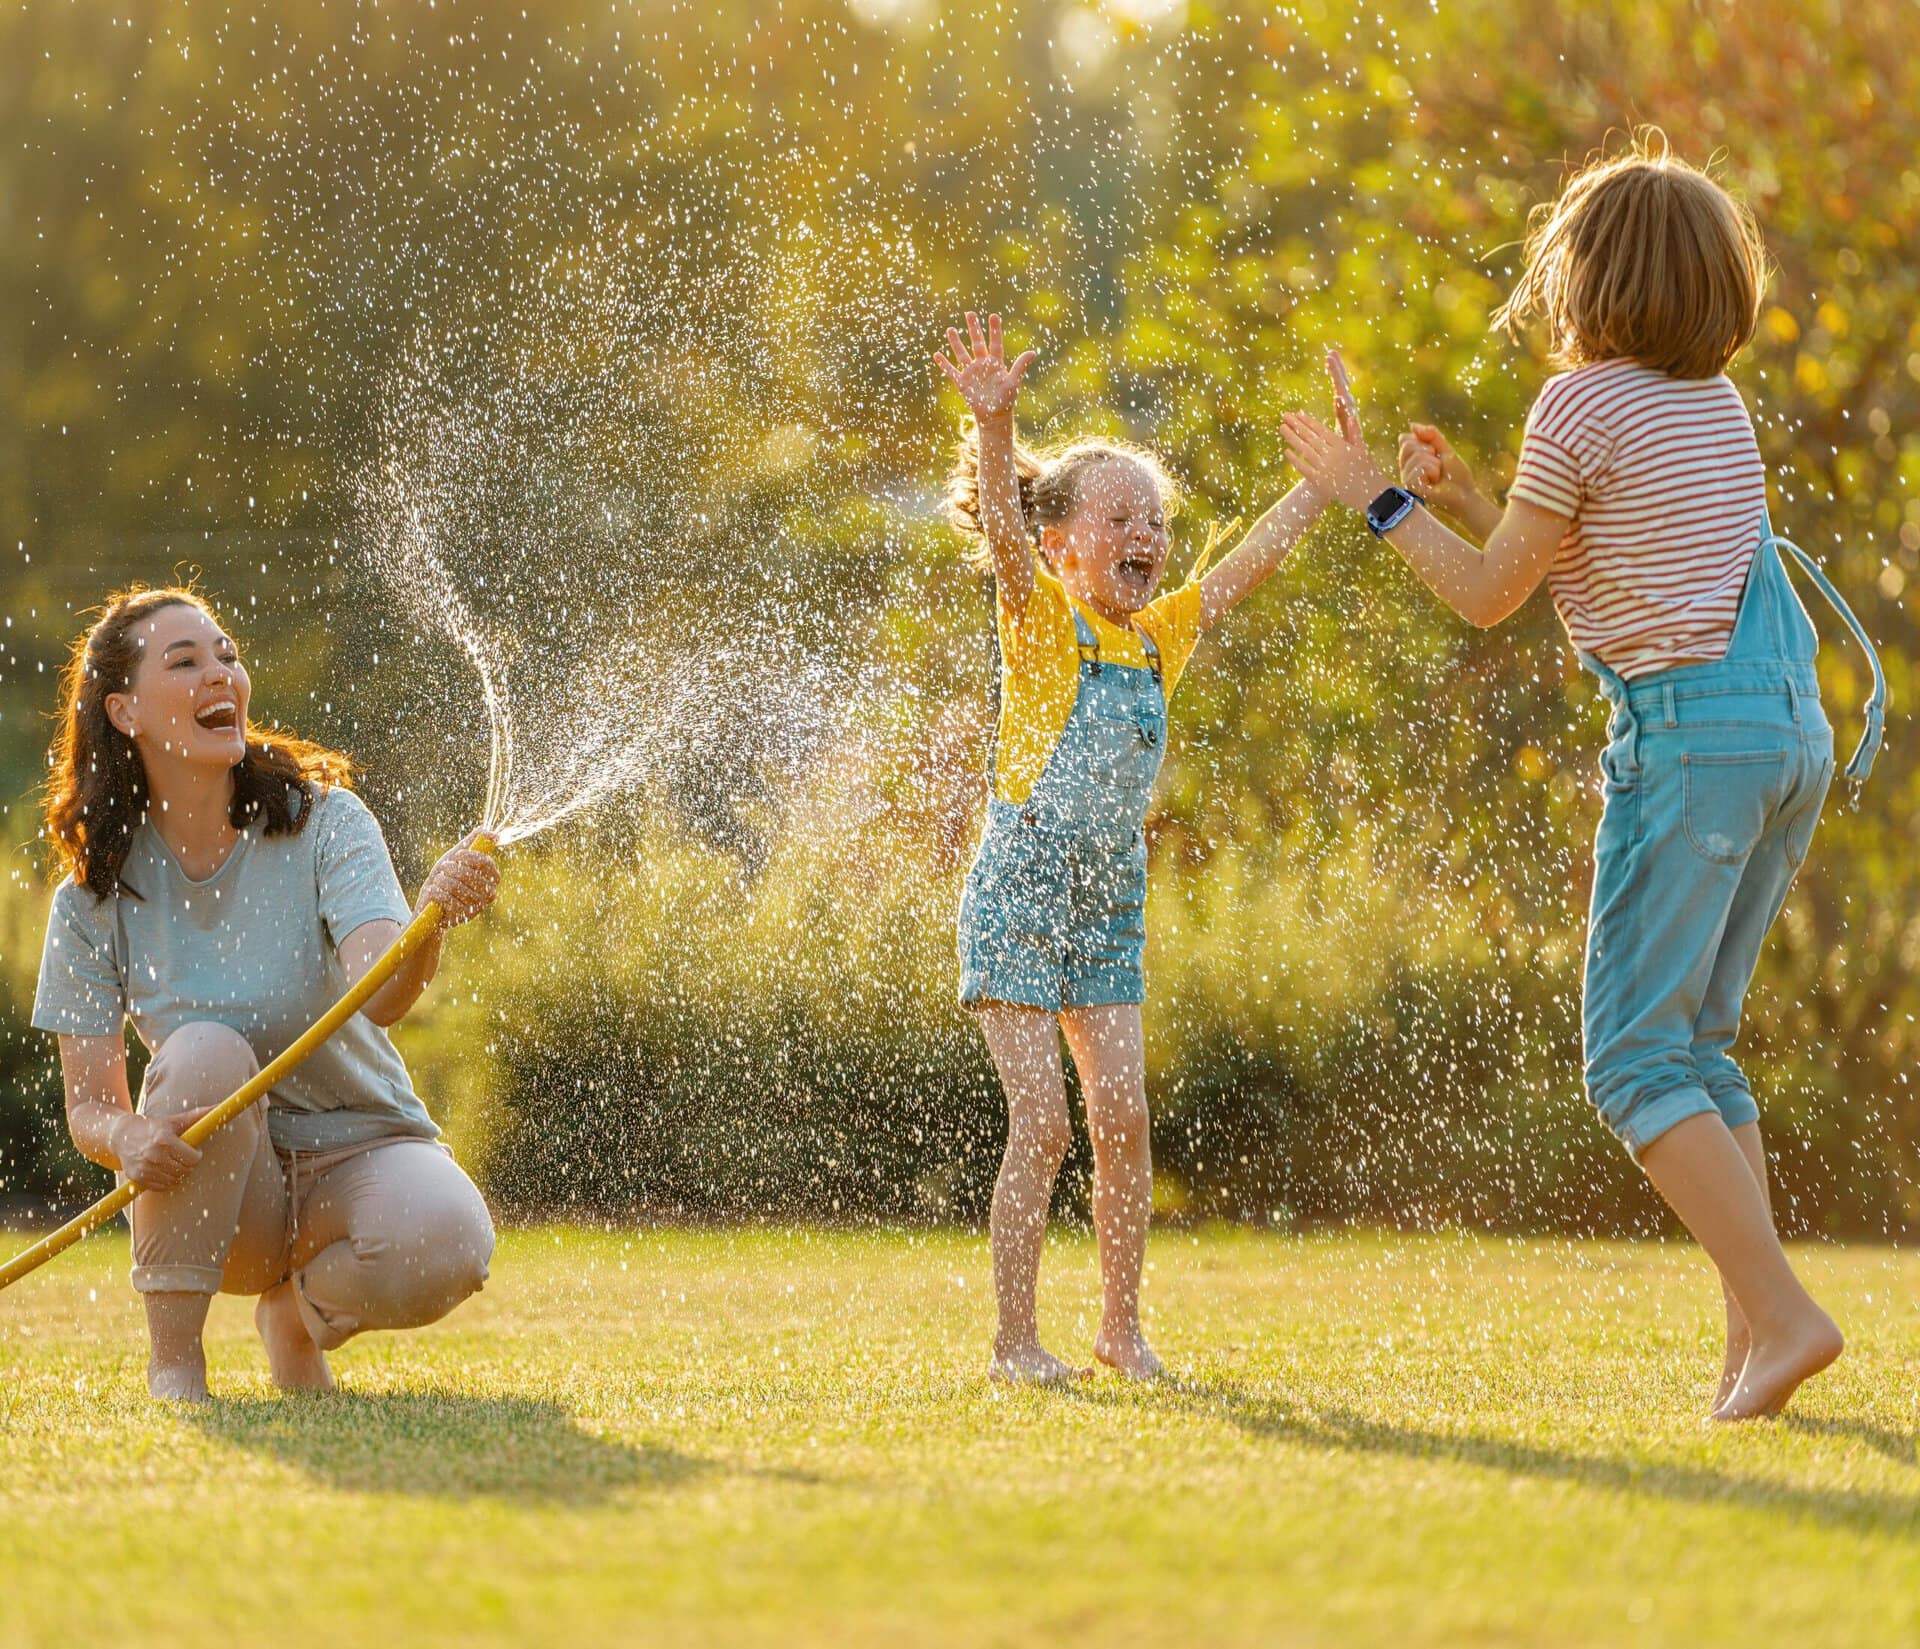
[
  {"x1": 1492, "y1": 128, "x2": 1768, "y2": 380},
  {"x1": 945, "y1": 429, "x2": 1180, "y2": 569},
  {"x1": 44, "y1": 585, "x2": 358, "y2": 899}
]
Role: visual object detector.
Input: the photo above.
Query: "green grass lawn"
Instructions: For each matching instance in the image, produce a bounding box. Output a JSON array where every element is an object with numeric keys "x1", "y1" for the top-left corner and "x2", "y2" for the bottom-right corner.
[{"x1": 1, "y1": 1224, "x2": 1917, "y2": 1647}]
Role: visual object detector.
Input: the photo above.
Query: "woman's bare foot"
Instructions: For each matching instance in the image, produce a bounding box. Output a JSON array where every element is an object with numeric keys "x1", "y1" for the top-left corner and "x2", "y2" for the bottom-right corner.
[
  {"x1": 143, "y1": 1291, "x2": 212, "y2": 1401},
  {"x1": 989, "y1": 1341, "x2": 1087, "y2": 1385},
  {"x1": 1712, "y1": 1307, "x2": 1842, "y2": 1422},
  {"x1": 147, "y1": 1356, "x2": 211, "y2": 1403},
  {"x1": 1094, "y1": 1329, "x2": 1167, "y2": 1381},
  {"x1": 255, "y1": 1280, "x2": 334, "y2": 1391}
]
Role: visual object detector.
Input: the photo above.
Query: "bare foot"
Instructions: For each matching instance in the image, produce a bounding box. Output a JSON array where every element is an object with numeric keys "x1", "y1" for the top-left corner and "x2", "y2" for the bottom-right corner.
[
  {"x1": 1713, "y1": 1308, "x2": 1842, "y2": 1422},
  {"x1": 255, "y1": 1281, "x2": 334, "y2": 1392},
  {"x1": 1094, "y1": 1329, "x2": 1167, "y2": 1381},
  {"x1": 147, "y1": 1357, "x2": 211, "y2": 1403},
  {"x1": 1716, "y1": 1330, "x2": 1750, "y2": 1411},
  {"x1": 989, "y1": 1342, "x2": 1087, "y2": 1385}
]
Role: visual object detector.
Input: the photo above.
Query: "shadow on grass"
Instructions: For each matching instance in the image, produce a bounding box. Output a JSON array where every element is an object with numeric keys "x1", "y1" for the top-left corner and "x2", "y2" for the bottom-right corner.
[
  {"x1": 1065, "y1": 1381, "x2": 1920, "y2": 1537},
  {"x1": 1785, "y1": 1414, "x2": 1920, "y2": 1469},
  {"x1": 186, "y1": 1392, "x2": 703, "y2": 1505}
]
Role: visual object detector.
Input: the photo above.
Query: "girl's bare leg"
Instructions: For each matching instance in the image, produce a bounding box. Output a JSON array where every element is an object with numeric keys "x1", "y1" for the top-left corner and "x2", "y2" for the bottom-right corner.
[
  {"x1": 1061, "y1": 1003, "x2": 1163, "y2": 1380},
  {"x1": 1716, "y1": 1122, "x2": 1772, "y2": 1407},
  {"x1": 977, "y1": 1004, "x2": 1082, "y2": 1383},
  {"x1": 1638, "y1": 1113, "x2": 1841, "y2": 1421}
]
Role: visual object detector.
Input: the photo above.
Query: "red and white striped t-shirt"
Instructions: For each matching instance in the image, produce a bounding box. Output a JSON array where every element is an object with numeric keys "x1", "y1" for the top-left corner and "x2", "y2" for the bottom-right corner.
[{"x1": 1508, "y1": 358, "x2": 1767, "y2": 680}]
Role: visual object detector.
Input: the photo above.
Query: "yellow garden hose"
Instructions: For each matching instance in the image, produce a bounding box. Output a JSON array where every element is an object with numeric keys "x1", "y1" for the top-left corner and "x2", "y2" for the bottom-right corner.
[{"x1": 0, "y1": 833, "x2": 498, "y2": 1293}]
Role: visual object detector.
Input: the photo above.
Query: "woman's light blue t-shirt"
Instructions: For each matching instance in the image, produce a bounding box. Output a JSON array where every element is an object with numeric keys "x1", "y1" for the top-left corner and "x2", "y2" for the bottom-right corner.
[{"x1": 32, "y1": 786, "x2": 438, "y2": 1153}]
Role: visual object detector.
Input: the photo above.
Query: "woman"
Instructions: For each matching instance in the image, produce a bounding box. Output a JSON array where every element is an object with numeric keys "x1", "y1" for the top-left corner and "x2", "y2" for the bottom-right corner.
[{"x1": 32, "y1": 586, "x2": 501, "y2": 1401}]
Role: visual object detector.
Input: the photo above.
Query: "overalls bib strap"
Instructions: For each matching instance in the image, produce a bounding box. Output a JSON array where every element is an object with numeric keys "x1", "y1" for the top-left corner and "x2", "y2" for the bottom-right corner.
[
  {"x1": 1073, "y1": 607, "x2": 1103, "y2": 674},
  {"x1": 1760, "y1": 513, "x2": 1886, "y2": 806},
  {"x1": 1072, "y1": 606, "x2": 1164, "y2": 688}
]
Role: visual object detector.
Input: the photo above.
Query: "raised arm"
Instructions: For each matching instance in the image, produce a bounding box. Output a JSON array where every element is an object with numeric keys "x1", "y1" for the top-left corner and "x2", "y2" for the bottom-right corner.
[
  {"x1": 1398, "y1": 422, "x2": 1504, "y2": 541},
  {"x1": 1282, "y1": 410, "x2": 1569, "y2": 628},
  {"x1": 339, "y1": 832, "x2": 500, "y2": 1028},
  {"x1": 935, "y1": 311, "x2": 1038, "y2": 612},
  {"x1": 1193, "y1": 348, "x2": 1364, "y2": 629},
  {"x1": 1194, "y1": 482, "x2": 1325, "y2": 630}
]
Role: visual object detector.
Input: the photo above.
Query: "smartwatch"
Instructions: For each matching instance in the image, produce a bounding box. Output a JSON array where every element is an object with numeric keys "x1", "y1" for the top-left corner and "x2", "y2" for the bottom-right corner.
[{"x1": 1365, "y1": 486, "x2": 1425, "y2": 537}]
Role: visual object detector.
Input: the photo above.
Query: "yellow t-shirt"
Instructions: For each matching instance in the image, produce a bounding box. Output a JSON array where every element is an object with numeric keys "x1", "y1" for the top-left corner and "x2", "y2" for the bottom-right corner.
[{"x1": 992, "y1": 561, "x2": 1207, "y2": 805}]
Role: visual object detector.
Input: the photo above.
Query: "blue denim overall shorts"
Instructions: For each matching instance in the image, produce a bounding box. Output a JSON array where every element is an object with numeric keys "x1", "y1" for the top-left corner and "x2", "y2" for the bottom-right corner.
[
  {"x1": 1580, "y1": 511, "x2": 1886, "y2": 1156},
  {"x1": 958, "y1": 608, "x2": 1168, "y2": 1011}
]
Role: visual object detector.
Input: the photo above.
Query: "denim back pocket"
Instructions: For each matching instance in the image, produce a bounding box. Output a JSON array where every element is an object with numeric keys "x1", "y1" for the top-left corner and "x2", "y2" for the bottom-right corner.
[{"x1": 1681, "y1": 751, "x2": 1786, "y2": 864}]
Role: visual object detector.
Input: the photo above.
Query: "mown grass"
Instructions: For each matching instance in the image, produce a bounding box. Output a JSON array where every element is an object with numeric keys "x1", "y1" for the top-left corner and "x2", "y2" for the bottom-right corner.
[{"x1": 1, "y1": 1225, "x2": 1917, "y2": 1647}]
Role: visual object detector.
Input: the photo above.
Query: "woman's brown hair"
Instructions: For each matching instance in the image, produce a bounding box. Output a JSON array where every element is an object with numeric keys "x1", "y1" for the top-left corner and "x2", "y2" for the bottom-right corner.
[
  {"x1": 1492, "y1": 129, "x2": 1768, "y2": 380},
  {"x1": 944, "y1": 428, "x2": 1181, "y2": 570},
  {"x1": 45, "y1": 586, "x2": 357, "y2": 899}
]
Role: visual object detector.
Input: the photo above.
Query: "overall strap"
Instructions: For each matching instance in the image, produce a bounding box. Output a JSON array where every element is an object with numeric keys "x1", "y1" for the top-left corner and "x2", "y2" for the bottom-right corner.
[
  {"x1": 1070, "y1": 603, "x2": 1165, "y2": 689},
  {"x1": 1136, "y1": 622, "x2": 1165, "y2": 690},
  {"x1": 1072, "y1": 606, "x2": 1103, "y2": 674},
  {"x1": 1764, "y1": 524, "x2": 1887, "y2": 808}
]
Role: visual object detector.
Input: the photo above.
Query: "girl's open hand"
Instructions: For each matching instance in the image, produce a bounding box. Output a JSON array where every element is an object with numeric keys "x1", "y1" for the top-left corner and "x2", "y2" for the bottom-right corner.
[
  {"x1": 1399, "y1": 423, "x2": 1477, "y2": 516},
  {"x1": 1281, "y1": 410, "x2": 1390, "y2": 512},
  {"x1": 934, "y1": 311, "x2": 1037, "y2": 423}
]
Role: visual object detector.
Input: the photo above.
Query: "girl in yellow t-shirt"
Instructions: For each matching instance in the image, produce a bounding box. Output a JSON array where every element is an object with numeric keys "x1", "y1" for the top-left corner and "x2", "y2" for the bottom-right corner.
[{"x1": 936, "y1": 311, "x2": 1350, "y2": 1382}]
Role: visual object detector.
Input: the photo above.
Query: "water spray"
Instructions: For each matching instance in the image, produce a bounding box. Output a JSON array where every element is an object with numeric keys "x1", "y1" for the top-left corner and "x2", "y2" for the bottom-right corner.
[{"x1": 0, "y1": 833, "x2": 499, "y2": 1293}]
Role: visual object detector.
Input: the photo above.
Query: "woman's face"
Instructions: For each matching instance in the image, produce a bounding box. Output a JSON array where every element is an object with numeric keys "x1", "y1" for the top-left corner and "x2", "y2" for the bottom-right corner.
[
  {"x1": 1044, "y1": 458, "x2": 1170, "y2": 616},
  {"x1": 104, "y1": 603, "x2": 251, "y2": 775}
]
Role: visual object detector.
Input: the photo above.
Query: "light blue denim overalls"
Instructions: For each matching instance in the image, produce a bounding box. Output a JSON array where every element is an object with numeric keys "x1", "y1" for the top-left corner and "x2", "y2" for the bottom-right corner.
[
  {"x1": 1581, "y1": 511, "x2": 1885, "y2": 1156},
  {"x1": 958, "y1": 608, "x2": 1168, "y2": 1011}
]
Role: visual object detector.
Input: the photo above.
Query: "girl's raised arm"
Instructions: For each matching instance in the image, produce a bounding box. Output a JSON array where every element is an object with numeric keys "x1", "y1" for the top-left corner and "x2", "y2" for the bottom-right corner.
[
  {"x1": 1282, "y1": 409, "x2": 1569, "y2": 628},
  {"x1": 1195, "y1": 350, "x2": 1359, "y2": 629},
  {"x1": 936, "y1": 311, "x2": 1038, "y2": 611},
  {"x1": 1195, "y1": 484, "x2": 1324, "y2": 630}
]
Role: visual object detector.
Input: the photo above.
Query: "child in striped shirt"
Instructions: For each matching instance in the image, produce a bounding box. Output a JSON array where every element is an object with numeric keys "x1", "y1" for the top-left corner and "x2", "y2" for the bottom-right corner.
[{"x1": 1280, "y1": 131, "x2": 1883, "y2": 1421}]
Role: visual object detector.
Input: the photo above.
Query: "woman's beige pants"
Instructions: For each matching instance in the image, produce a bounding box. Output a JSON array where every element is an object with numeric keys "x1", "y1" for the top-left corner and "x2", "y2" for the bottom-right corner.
[{"x1": 124, "y1": 1022, "x2": 494, "y2": 1351}]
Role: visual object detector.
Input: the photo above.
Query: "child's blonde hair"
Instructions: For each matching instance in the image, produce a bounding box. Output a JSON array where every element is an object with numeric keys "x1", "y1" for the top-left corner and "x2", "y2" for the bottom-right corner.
[
  {"x1": 1493, "y1": 129, "x2": 1768, "y2": 380},
  {"x1": 945, "y1": 428, "x2": 1181, "y2": 571}
]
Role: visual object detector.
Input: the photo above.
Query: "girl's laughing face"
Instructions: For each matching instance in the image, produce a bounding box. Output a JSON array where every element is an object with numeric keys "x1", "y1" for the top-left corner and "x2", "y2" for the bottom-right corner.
[{"x1": 1044, "y1": 458, "x2": 1170, "y2": 617}]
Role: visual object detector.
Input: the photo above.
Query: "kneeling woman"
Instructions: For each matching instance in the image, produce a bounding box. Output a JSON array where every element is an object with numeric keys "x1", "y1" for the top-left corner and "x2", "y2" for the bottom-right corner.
[{"x1": 32, "y1": 587, "x2": 500, "y2": 1400}]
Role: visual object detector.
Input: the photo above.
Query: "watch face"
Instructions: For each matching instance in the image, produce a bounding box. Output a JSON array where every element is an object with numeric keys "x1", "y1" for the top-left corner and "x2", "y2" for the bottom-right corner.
[{"x1": 1366, "y1": 488, "x2": 1416, "y2": 534}]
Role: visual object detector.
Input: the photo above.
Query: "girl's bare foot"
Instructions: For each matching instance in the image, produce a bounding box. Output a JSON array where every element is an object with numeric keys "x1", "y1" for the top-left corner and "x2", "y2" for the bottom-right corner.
[
  {"x1": 1094, "y1": 1329, "x2": 1167, "y2": 1381},
  {"x1": 989, "y1": 1342, "x2": 1087, "y2": 1385},
  {"x1": 1716, "y1": 1329, "x2": 1750, "y2": 1410},
  {"x1": 147, "y1": 1356, "x2": 211, "y2": 1403},
  {"x1": 1712, "y1": 1307, "x2": 1842, "y2": 1422},
  {"x1": 255, "y1": 1280, "x2": 334, "y2": 1392}
]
